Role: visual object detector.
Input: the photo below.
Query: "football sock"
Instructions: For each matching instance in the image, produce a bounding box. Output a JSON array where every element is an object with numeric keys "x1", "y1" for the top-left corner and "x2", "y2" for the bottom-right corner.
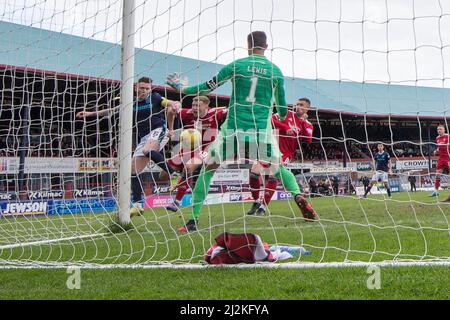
[
  {"x1": 175, "y1": 177, "x2": 192, "y2": 202},
  {"x1": 190, "y1": 166, "x2": 216, "y2": 220},
  {"x1": 148, "y1": 150, "x2": 174, "y2": 174},
  {"x1": 274, "y1": 166, "x2": 300, "y2": 196},
  {"x1": 249, "y1": 172, "x2": 261, "y2": 201},
  {"x1": 435, "y1": 178, "x2": 440, "y2": 191},
  {"x1": 263, "y1": 177, "x2": 278, "y2": 206},
  {"x1": 131, "y1": 174, "x2": 143, "y2": 203}
]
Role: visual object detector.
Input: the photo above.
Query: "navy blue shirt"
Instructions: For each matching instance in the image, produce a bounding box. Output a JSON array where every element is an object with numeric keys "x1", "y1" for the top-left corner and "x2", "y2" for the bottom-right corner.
[
  {"x1": 375, "y1": 151, "x2": 390, "y2": 172},
  {"x1": 134, "y1": 92, "x2": 166, "y2": 139}
]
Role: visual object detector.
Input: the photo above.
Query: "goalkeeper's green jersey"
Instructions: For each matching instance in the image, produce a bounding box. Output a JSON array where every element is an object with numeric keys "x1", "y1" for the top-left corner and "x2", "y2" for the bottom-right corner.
[{"x1": 183, "y1": 54, "x2": 287, "y2": 131}]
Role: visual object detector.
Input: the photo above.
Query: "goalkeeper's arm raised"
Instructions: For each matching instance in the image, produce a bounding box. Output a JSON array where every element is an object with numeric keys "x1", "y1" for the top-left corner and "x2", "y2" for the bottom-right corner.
[{"x1": 166, "y1": 63, "x2": 233, "y2": 96}]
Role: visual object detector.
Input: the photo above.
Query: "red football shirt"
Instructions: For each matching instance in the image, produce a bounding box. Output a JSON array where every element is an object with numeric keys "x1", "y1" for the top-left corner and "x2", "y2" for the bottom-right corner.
[
  {"x1": 436, "y1": 134, "x2": 450, "y2": 159},
  {"x1": 272, "y1": 111, "x2": 313, "y2": 159},
  {"x1": 179, "y1": 107, "x2": 227, "y2": 149}
]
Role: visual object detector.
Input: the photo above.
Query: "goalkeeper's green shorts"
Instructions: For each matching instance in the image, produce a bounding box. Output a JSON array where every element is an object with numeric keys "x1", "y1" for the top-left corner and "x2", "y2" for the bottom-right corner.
[{"x1": 208, "y1": 127, "x2": 281, "y2": 165}]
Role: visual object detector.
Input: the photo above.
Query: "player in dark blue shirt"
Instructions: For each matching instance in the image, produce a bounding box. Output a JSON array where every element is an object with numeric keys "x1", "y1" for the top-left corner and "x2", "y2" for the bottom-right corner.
[
  {"x1": 76, "y1": 77, "x2": 181, "y2": 217},
  {"x1": 363, "y1": 143, "x2": 392, "y2": 198}
]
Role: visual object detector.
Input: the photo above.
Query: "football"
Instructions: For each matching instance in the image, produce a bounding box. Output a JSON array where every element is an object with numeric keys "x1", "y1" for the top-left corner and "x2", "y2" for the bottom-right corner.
[{"x1": 180, "y1": 128, "x2": 202, "y2": 151}]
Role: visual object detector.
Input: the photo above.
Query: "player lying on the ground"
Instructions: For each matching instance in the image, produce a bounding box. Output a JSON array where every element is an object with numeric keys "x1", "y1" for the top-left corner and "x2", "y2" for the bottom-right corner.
[
  {"x1": 76, "y1": 77, "x2": 181, "y2": 218},
  {"x1": 167, "y1": 31, "x2": 318, "y2": 233},
  {"x1": 165, "y1": 95, "x2": 227, "y2": 212},
  {"x1": 362, "y1": 143, "x2": 392, "y2": 199},
  {"x1": 247, "y1": 97, "x2": 315, "y2": 219},
  {"x1": 205, "y1": 232, "x2": 311, "y2": 264},
  {"x1": 430, "y1": 125, "x2": 450, "y2": 198}
]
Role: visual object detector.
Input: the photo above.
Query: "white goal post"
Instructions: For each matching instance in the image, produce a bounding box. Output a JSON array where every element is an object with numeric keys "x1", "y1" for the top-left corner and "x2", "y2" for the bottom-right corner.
[{"x1": 117, "y1": 0, "x2": 135, "y2": 227}]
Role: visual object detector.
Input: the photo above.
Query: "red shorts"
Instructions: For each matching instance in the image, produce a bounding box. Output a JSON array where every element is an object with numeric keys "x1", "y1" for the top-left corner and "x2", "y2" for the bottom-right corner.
[{"x1": 437, "y1": 158, "x2": 450, "y2": 171}]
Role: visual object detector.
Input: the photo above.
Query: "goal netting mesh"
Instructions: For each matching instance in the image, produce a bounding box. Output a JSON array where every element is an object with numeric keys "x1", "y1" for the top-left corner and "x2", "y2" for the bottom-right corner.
[{"x1": 0, "y1": 0, "x2": 449, "y2": 268}]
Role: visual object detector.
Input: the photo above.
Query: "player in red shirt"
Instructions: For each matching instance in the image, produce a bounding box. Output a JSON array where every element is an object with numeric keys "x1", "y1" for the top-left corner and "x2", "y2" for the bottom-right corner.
[
  {"x1": 165, "y1": 95, "x2": 227, "y2": 211},
  {"x1": 272, "y1": 103, "x2": 314, "y2": 163},
  {"x1": 247, "y1": 98, "x2": 316, "y2": 219},
  {"x1": 430, "y1": 125, "x2": 450, "y2": 200}
]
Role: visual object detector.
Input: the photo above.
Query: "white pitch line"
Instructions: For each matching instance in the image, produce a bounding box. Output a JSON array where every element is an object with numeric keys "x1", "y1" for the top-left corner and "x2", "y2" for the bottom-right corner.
[
  {"x1": 0, "y1": 223, "x2": 309, "y2": 250},
  {"x1": 0, "y1": 219, "x2": 445, "y2": 250},
  {"x1": 0, "y1": 260, "x2": 449, "y2": 269},
  {"x1": 0, "y1": 232, "x2": 108, "y2": 250}
]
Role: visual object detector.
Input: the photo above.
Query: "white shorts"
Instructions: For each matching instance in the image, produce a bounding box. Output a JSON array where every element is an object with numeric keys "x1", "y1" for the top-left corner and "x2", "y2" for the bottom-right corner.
[
  {"x1": 371, "y1": 171, "x2": 389, "y2": 183},
  {"x1": 133, "y1": 126, "x2": 169, "y2": 158}
]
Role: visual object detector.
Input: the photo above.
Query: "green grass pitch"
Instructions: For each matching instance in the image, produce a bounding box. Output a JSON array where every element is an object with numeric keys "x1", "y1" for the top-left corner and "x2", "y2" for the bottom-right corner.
[{"x1": 0, "y1": 191, "x2": 449, "y2": 299}]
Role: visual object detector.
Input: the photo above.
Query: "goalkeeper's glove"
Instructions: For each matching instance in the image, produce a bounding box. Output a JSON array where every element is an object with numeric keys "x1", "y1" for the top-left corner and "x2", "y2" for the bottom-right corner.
[{"x1": 166, "y1": 72, "x2": 189, "y2": 92}]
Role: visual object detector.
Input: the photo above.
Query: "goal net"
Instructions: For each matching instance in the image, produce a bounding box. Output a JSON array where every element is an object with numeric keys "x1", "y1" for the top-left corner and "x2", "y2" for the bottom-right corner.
[{"x1": 0, "y1": 0, "x2": 449, "y2": 268}]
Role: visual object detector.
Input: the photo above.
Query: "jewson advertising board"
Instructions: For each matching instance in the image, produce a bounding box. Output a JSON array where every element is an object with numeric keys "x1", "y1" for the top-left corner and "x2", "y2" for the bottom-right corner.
[
  {"x1": 0, "y1": 201, "x2": 48, "y2": 217},
  {"x1": 48, "y1": 197, "x2": 117, "y2": 215},
  {"x1": 0, "y1": 198, "x2": 117, "y2": 217}
]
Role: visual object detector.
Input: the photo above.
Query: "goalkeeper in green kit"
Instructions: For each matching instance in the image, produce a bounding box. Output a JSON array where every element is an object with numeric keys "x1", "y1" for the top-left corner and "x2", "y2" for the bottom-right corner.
[{"x1": 167, "y1": 31, "x2": 317, "y2": 232}]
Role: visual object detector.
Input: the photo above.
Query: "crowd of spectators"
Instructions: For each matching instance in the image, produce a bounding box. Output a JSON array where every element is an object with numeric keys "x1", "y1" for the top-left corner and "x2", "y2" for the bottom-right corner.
[
  {"x1": 390, "y1": 142, "x2": 431, "y2": 158},
  {"x1": 304, "y1": 175, "x2": 355, "y2": 196},
  {"x1": 0, "y1": 122, "x2": 439, "y2": 161},
  {"x1": 293, "y1": 140, "x2": 435, "y2": 161},
  {"x1": 298, "y1": 141, "x2": 366, "y2": 161}
]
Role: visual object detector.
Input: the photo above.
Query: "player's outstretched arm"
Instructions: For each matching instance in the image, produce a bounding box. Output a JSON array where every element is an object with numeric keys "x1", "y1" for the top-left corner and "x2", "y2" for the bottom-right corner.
[
  {"x1": 271, "y1": 114, "x2": 291, "y2": 135},
  {"x1": 76, "y1": 106, "x2": 118, "y2": 119},
  {"x1": 76, "y1": 96, "x2": 121, "y2": 119},
  {"x1": 75, "y1": 110, "x2": 96, "y2": 118}
]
